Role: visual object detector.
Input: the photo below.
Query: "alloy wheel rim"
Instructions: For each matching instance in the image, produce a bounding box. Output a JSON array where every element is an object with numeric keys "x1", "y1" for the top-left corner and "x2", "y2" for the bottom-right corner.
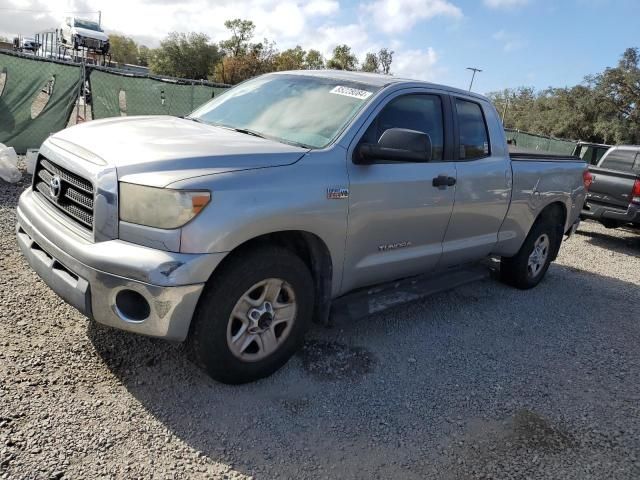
[
  {"x1": 226, "y1": 278, "x2": 297, "y2": 362},
  {"x1": 527, "y1": 233, "x2": 550, "y2": 278}
]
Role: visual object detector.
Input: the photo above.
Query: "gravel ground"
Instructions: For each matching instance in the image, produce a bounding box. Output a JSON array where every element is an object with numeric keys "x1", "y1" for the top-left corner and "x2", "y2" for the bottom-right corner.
[{"x1": 1, "y1": 162, "x2": 639, "y2": 479}]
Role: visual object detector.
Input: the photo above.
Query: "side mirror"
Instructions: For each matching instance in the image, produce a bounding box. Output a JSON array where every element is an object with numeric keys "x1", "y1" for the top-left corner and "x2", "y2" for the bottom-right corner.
[{"x1": 354, "y1": 128, "x2": 432, "y2": 164}]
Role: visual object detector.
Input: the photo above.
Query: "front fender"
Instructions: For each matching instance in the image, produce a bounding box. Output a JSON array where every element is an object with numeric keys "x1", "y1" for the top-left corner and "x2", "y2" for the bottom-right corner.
[{"x1": 172, "y1": 150, "x2": 349, "y2": 294}]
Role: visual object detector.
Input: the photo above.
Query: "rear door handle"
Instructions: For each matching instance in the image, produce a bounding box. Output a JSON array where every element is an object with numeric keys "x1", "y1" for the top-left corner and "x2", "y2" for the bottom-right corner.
[{"x1": 432, "y1": 175, "x2": 456, "y2": 188}]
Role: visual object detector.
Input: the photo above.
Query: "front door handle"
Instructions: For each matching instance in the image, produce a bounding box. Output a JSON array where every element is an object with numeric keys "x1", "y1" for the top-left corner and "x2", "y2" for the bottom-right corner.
[{"x1": 432, "y1": 175, "x2": 456, "y2": 188}]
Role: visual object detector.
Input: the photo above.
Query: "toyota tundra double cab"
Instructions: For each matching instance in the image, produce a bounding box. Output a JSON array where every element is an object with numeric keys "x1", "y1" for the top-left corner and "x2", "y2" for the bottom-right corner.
[{"x1": 16, "y1": 71, "x2": 589, "y2": 383}]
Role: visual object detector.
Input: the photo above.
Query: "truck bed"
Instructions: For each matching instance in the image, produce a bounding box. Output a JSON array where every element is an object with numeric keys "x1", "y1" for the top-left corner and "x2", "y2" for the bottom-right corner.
[{"x1": 510, "y1": 151, "x2": 581, "y2": 162}]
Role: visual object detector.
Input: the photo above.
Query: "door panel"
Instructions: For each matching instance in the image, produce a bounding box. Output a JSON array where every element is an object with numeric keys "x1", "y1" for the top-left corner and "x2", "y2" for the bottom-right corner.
[
  {"x1": 440, "y1": 98, "x2": 511, "y2": 267},
  {"x1": 441, "y1": 156, "x2": 511, "y2": 265},
  {"x1": 342, "y1": 92, "x2": 456, "y2": 293}
]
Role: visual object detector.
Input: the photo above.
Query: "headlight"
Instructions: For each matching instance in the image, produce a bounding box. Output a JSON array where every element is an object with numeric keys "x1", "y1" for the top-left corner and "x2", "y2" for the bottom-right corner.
[{"x1": 119, "y1": 183, "x2": 210, "y2": 229}]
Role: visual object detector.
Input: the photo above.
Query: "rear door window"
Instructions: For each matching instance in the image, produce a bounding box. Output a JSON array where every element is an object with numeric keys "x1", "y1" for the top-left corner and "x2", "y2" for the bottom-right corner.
[
  {"x1": 455, "y1": 99, "x2": 490, "y2": 160},
  {"x1": 599, "y1": 149, "x2": 637, "y2": 172}
]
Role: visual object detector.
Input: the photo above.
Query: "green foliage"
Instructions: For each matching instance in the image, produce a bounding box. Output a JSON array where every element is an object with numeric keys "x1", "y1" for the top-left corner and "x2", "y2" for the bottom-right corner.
[
  {"x1": 142, "y1": 18, "x2": 390, "y2": 85},
  {"x1": 220, "y1": 19, "x2": 256, "y2": 56},
  {"x1": 378, "y1": 48, "x2": 393, "y2": 75},
  {"x1": 149, "y1": 32, "x2": 221, "y2": 80},
  {"x1": 327, "y1": 45, "x2": 358, "y2": 71},
  {"x1": 360, "y1": 48, "x2": 394, "y2": 74},
  {"x1": 488, "y1": 48, "x2": 640, "y2": 145},
  {"x1": 137, "y1": 45, "x2": 150, "y2": 67},
  {"x1": 304, "y1": 49, "x2": 325, "y2": 69},
  {"x1": 274, "y1": 46, "x2": 306, "y2": 71},
  {"x1": 108, "y1": 34, "x2": 140, "y2": 65},
  {"x1": 361, "y1": 53, "x2": 379, "y2": 73}
]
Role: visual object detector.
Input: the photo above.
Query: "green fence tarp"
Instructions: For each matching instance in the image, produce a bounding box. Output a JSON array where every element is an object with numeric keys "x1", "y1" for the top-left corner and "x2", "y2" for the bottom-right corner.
[
  {"x1": 90, "y1": 69, "x2": 228, "y2": 119},
  {"x1": 505, "y1": 128, "x2": 577, "y2": 155},
  {"x1": 0, "y1": 52, "x2": 82, "y2": 154}
]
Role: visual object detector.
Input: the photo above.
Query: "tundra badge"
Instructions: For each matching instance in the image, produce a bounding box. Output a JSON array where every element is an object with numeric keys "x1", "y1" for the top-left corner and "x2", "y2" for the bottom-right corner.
[{"x1": 327, "y1": 187, "x2": 349, "y2": 200}]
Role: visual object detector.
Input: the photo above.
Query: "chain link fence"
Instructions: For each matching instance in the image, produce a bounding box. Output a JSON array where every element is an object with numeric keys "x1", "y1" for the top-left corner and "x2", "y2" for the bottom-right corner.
[
  {"x1": 89, "y1": 67, "x2": 228, "y2": 119},
  {"x1": 504, "y1": 128, "x2": 577, "y2": 155},
  {"x1": 0, "y1": 50, "x2": 230, "y2": 153},
  {"x1": 0, "y1": 50, "x2": 82, "y2": 154}
]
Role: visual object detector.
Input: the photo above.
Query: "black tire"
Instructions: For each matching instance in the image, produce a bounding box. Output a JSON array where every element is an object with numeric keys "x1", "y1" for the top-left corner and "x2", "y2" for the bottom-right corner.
[
  {"x1": 500, "y1": 216, "x2": 561, "y2": 290},
  {"x1": 188, "y1": 246, "x2": 314, "y2": 384}
]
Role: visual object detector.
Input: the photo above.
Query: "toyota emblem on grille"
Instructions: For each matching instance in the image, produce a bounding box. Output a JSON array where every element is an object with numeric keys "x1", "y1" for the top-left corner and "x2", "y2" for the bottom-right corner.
[{"x1": 49, "y1": 175, "x2": 62, "y2": 199}]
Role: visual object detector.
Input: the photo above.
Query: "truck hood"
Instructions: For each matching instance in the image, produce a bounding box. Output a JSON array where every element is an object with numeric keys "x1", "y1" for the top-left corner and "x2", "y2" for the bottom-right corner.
[
  {"x1": 72, "y1": 27, "x2": 109, "y2": 42},
  {"x1": 48, "y1": 116, "x2": 309, "y2": 187}
]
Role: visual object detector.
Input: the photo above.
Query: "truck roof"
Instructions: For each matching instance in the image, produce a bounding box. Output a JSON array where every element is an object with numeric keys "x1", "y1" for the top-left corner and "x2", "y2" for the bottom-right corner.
[{"x1": 273, "y1": 70, "x2": 489, "y2": 102}]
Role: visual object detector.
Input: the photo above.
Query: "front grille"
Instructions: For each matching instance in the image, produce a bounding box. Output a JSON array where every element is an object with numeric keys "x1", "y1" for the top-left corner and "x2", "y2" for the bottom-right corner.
[
  {"x1": 83, "y1": 38, "x2": 101, "y2": 50},
  {"x1": 33, "y1": 157, "x2": 94, "y2": 230}
]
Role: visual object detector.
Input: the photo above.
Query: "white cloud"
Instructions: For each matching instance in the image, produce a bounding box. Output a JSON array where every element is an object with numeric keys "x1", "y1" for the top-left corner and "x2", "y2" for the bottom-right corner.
[
  {"x1": 305, "y1": 23, "x2": 372, "y2": 58},
  {"x1": 392, "y1": 47, "x2": 443, "y2": 81},
  {"x1": 303, "y1": 0, "x2": 340, "y2": 15},
  {"x1": 484, "y1": 0, "x2": 529, "y2": 8},
  {"x1": 362, "y1": 0, "x2": 462, "y2": 35},
  {"x1": 492, "y1": 29, "x2": 525, "y2": 52}
]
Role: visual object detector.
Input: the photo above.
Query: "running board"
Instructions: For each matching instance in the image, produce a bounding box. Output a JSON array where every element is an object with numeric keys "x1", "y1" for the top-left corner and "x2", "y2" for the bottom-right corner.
[{"x1": 330, "y1": 264, "x2": 492, "y2": 323}]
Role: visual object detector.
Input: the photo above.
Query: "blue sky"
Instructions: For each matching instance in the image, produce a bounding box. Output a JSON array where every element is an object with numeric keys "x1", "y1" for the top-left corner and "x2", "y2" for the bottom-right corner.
[
  {"x1": 402, "y1": 0, "x2": 639, "y2": 93},
  {"x1": 1, "y1": 0, "x2": 638, "y2": 94}
]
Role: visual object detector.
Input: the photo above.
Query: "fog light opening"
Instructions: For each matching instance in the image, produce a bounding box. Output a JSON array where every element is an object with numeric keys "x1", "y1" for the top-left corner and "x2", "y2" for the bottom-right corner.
[{"x1": 115, "y1": 289, "x2": 150, "y2": 322}]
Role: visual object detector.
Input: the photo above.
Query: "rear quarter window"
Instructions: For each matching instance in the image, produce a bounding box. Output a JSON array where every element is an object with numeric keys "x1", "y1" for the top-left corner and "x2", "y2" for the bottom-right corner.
[{"x1": 599, "y1": 149, "x2": 638, "y2": 172}]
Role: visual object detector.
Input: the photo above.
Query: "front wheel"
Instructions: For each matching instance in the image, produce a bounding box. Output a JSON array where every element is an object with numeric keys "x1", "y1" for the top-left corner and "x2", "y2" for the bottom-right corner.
[
  {"x1": 188, "y1": 246, "x2": 314, "y2": 384},
  {"x1": 501, "y1": 217, "x2": 560, "y2": 289}
]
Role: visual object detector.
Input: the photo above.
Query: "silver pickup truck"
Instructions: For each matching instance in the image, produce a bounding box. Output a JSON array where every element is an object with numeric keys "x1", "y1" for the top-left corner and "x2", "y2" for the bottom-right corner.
[{"x1": 16, "y1": 71, "x2": 589, "y2": 383}]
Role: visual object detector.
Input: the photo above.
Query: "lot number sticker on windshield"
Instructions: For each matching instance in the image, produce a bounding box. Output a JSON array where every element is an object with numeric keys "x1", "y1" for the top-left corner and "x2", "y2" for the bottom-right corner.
[{"x1": 330, "y1": 86, "x2": 373, "y2": 100}]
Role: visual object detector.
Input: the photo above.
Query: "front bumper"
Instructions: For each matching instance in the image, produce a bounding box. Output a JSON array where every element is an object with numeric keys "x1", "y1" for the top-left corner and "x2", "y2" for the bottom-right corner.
[
  {"x1": 77, "y1": 36, "x2": 108, "y2": 51},
  {"x1": 16, "y1": 188, "x2": 226, "y2": 341},
  {"x1": 581, "y1": 201, "x2": 640, "y2": 225}
]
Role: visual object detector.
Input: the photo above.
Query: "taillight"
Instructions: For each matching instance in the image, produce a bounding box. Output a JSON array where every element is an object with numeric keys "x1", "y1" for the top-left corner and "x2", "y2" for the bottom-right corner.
[
  {"x1": 631, "y1": 179, "x2": 640, "y2": 205},
  {"x1": 583, "y1": 170, "x2": 593, "y2": 190}
]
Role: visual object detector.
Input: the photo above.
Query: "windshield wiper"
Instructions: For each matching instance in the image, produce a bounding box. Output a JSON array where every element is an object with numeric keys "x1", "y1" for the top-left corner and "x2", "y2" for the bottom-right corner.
[
  {"x1": 228, "y1": 127, "x2": 267, "y2": 139},
  {"x1": 185, "y1": 120, "x2": 310, "y2": 148},
  {"x1": 183, "y1": 116, "x2": 205, "y2": 123}
]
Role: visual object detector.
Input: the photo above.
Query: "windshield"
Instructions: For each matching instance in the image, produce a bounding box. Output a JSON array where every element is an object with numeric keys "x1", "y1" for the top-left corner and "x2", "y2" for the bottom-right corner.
[
  {"x1": 190, "y1": 74, "x2": 380, "y2": 148},
  {"x1": 74, "y1": 19, "x2": 103, "y2": 32}
]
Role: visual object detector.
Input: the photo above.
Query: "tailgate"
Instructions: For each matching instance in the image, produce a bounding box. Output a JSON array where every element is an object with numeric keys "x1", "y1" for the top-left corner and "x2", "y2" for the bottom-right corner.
[{"x1": 587, "y1": 167, "x2": 638, "y2": 209}]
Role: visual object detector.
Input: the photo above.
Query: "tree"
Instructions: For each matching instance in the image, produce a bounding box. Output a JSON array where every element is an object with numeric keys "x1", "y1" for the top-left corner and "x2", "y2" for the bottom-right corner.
[
  {"x1": 304, "y1": 49, "x2": 324, "y2": 69},
  {"x1": 361, "y1": 52, "x2": 379, "y2": 73},
  {"x1": 149, "y1": 32, "x2": 221, "y2": 79},
  {"x1": 327, "y1": 45, "x2": 358, "y2": 71},
  {"x1": 214, "y1": 39, "x2": 278, "y2": 84},
  {"x1": 108, "y1": 34, "x2": 139, "y2": 64},
  {"x1": 378, "y1": 48, "x2": 393, "y2": 75},
  {"x1": 590, "y1": 47, "x2": 640, "y2": 144},
  {"x1": 220, "y1": 19, "x2": 256, "y2": 57},
  {"x1": 137, "y1": 45, "x2": 151, "y2": 67},
  {"x1": 486, "y1": 48, "x2": 640, "y2": 145},
  {"x1": 274, "y1": 46, "x2": 306, "y2": 71}
]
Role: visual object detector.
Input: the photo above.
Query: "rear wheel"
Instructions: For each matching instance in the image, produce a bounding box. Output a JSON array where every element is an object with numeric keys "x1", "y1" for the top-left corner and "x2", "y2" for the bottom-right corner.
[
  {"x1": 501, "y1": 216, "x2": 560, "y2": 289},
  {"x1": 188, "y1": 246, "x2": 314, "y2": 384}
]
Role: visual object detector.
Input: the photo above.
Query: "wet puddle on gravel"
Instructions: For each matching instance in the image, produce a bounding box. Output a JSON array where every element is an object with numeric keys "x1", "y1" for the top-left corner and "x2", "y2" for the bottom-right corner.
[{"x1": 299, "y1": 339, "x2": 376, "y2": 381}]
